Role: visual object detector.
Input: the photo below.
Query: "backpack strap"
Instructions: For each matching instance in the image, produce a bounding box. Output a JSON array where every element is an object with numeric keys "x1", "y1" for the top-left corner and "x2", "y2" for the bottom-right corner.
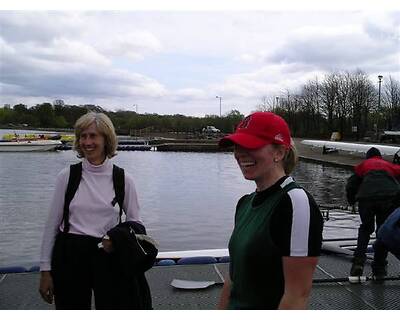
[
  {"x1": 111, "y1": 164, "x2": 125, "y2": 222},
  {"x1": 62, "y1": 162, "x2": 125, "y2": 232},
  {"x1": 62, "y1": 162, "x2": 82, "y2": 234}
]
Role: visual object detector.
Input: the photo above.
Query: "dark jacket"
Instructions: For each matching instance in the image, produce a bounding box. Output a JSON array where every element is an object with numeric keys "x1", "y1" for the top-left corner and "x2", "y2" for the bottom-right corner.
[
  {"x1": 377, "y1": 207, "x2": 400, "y2": 260},
  {"x1": 346, "y1": 154, "x2": 400, "y2": 205},
  {"x1": 346, "y1": 170, "x2": 400, "y2": 205},
  {"x1": 106, "y1": 221, "x2": 158, "y2": 309}
]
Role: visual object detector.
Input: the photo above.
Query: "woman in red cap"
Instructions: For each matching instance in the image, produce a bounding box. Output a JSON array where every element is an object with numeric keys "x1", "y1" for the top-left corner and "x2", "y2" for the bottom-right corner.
[{"x1": 218, "y1": 112, "x2": 323, "y2": 309}]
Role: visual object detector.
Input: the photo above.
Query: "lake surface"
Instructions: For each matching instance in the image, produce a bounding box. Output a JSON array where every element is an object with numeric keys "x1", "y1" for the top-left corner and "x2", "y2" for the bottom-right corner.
[{"x1": 0, "y1": 129, "x2": 354, "y2": 267}]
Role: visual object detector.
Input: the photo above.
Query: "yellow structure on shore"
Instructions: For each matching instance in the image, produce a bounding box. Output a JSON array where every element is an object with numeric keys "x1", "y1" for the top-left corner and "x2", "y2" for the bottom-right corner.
[{"x1": 2, "y1": 133, "x2": 74, "y2": 144}]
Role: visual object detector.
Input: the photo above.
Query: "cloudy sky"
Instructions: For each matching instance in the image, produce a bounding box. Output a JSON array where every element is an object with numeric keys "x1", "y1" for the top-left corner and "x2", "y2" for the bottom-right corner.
[{"x1": 0, "y1": 2, "x2": 399, "y2": 116}]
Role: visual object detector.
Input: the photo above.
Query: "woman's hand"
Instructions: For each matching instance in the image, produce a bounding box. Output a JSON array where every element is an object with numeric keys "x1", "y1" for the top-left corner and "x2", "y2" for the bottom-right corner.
[
  {"x1": 102, "y1": 238, "x2": 114, "y2": 253},
  {"x1": 217, "y1": 277, "x2": 230, "y2": 309},
  {"x1": 39, "y1": 271, "x2": 54, "y2": 304}
]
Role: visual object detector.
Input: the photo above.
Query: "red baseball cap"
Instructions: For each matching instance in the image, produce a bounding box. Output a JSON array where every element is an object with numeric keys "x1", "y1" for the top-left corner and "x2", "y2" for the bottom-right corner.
[{"x1": 219, "y1": 112, "x2": 291, "y2": 149}]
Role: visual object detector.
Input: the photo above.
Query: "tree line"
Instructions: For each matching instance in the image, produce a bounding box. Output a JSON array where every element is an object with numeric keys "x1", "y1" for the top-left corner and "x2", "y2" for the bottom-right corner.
[
  {"x1": 0, "y1": 102, "x2": 244, "y2": 136},
  {"x1": 1, "y1": 70, "x2": 399, "y2": 139},
  {"x1": 256, "y1": 70, "x2": 400, "y2": 140}
]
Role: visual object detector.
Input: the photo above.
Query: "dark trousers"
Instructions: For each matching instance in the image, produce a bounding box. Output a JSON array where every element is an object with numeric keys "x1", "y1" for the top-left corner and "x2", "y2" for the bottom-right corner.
[
  {"x1": 51, "y1": 233, "x2": 134, "y2": 309},
  {"x1": 354, "y1": 200, "x2": 393, "y2": 265}
]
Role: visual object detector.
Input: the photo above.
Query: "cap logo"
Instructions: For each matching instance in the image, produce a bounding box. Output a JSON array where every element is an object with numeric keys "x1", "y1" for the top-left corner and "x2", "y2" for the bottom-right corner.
[
  {"x1": 238, "y1": 115, "x2": 252, "y2": 129},
  {"x1": 274, "y1": 133, "x2": 284, "y2": 142}
]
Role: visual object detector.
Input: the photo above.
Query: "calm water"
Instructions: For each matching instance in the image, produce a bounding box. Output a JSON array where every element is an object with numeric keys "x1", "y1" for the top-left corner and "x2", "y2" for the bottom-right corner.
[{"x1": 0, "y1": 129, "x2": 353, "y2": 267}]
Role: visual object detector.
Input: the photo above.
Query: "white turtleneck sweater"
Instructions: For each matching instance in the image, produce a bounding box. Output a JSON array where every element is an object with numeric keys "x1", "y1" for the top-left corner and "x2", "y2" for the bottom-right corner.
[{"x1": 40, "y1": 158, "x2": 141, "y2": 271}]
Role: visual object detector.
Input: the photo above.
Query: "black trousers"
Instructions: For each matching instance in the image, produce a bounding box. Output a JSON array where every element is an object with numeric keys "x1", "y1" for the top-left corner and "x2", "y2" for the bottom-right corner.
[
  {"x1": 51, "y1": 233, "x2": 137, "y2": 310},
  {"x1": 354, "y1": 199, "x2": 394, "y2": 265}
]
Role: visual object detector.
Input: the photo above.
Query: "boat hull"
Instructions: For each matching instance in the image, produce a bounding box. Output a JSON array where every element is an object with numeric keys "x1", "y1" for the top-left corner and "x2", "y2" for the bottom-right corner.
[
  {"x1": 302, "y1": 139, "x2": 400, "y2": 156},
  {"x1": 0, "y1": 140, "x2": 62, "y2": 152}
]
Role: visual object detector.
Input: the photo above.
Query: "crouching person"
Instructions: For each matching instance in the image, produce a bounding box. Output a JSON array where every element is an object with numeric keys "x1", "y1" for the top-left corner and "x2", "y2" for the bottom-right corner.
[{"x1": 346, "y1": 147, "x2": 400, "y2": 279}]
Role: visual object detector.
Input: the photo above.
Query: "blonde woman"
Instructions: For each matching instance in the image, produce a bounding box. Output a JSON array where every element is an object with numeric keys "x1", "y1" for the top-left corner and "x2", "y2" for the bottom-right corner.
[
  {"x1": 218, "y1": 112, "x2": 323, "y2": 309},
  {"x1": 39, "y1": 112, "x2": 143, "y2": 309}
]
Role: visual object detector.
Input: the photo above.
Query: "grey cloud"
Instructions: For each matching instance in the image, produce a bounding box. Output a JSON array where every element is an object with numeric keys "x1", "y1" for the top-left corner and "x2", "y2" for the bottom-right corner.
[
  {"x1": 0, "y1": 42, "x2": 166, "y2": 99},
  {"x1": 0, "y1": 11, "x2": 167, "y2": 101},
  {"x1": 363, "y1": 12, "x2": 400, "y2": 42},
  {"x1": 1, "y1": 65, "x2": 166, "y2": 99},
  {"x1": 266, "y1": 12, "x2": 399, "y2": 74},
  {"x1": 0, "y1": 12, "x2": 84, "y2": 44},
  {"x1": 267, "y1": 32, "x2": 397, "y2": 73}
]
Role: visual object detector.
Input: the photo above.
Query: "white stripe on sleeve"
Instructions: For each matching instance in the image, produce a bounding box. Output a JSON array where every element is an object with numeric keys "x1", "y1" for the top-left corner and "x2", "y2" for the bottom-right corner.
[
  {"x1": 280, "y1": 176, "x2": 294, "y2": 189},
  {"x1": 287, "y1": 188, "x2": 311, "y2": 256}
]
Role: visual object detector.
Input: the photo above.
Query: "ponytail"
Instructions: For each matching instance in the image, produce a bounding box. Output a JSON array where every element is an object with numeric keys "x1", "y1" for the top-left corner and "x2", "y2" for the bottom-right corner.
[{"x1": 283, "y1": 142, "x2": 298, "y2": 174}]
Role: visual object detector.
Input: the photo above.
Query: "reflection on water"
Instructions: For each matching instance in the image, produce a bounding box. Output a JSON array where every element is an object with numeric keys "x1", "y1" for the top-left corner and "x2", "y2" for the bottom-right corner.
[
  {"x1": 0, "y1": 147, "x2": 353, "y2": 266},
  {"x1": 293, "y1": 161, "x2": 350, "y2": 206}
]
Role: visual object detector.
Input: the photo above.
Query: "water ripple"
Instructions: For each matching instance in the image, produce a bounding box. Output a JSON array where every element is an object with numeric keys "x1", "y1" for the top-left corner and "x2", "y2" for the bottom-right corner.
[{"x1": 0, "y1": 149, "x2": 351, "y2": 266}]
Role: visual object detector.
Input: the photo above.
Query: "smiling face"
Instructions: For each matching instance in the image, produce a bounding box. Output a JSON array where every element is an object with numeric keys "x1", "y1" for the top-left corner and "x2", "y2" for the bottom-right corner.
[
  {"x1": 234, "y1": 144, "x2": 286, "y2": 191},
  {"x1": 78, "y1": 122, "x2": 106, "y2": 165}
]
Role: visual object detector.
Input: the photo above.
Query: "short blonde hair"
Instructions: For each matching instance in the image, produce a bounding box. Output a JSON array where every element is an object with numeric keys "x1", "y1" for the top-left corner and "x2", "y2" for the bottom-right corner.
[{"x1": 73, "y1": 112, "x2": 117, "y2": 159}]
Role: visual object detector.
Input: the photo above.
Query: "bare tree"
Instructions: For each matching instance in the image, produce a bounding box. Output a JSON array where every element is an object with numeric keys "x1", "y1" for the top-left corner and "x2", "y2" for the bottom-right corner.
[
  {"x1": 334, "y1": 72, "x2": 354, "y2": 137},
  {"x1": 277, "y1": 89, "x2": 301, "y2": 136},
  {"x1": 249, "y1": 70, "x2": 399, "y2": 139},
  {"x1": 255, "y1": 96, "x2": 275, "y2": 112},
  {"x1": 299, "y1": 78, "x2": 321, "y2": 135},
  {"x1": 320, "y1": 73, "x2": 339, "y2": 133},
  {"x1": 348, "y1": 70, "x2": 375, "y2": 138},
  {"x1": 383, "y1": 76, "x2": 400, "y2": 129}
]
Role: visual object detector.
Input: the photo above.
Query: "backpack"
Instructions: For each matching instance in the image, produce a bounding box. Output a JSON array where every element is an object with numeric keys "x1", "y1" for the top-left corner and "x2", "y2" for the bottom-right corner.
[{"x1": 61, "y1": 162, "x2": 125, "y2": 233}]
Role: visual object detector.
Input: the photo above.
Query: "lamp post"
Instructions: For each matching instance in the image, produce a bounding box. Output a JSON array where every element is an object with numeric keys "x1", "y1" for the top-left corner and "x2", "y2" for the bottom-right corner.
[
  {"x1": 378, "y1": 75, "x2": 383, "y2": 110},
  {"x1": 133, "y1": 104, "x2": 138, "y2": 113},
  {"x1": 216, "y1": 96, "x2": 222, "y2": 117},
  {"x1": 375, "y1": 75, "x2": 383, "y2": 140}
]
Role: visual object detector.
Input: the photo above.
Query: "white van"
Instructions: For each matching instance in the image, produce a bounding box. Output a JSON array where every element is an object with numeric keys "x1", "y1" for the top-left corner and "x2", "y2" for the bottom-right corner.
[{"x1": 202, "y1": 126, "x2": 220, "y2": 134}]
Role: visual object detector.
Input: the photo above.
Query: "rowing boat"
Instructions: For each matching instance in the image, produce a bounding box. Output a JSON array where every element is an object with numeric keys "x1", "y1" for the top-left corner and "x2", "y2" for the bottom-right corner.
[{"x1": 302, "y1": 139, "x2": 400, "y2": 157}]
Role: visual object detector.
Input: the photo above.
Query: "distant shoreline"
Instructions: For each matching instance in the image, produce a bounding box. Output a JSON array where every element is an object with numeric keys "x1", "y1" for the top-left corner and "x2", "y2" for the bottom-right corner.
[{"x1": 0, "y1": 126, "x2": 74, "y2": 133}]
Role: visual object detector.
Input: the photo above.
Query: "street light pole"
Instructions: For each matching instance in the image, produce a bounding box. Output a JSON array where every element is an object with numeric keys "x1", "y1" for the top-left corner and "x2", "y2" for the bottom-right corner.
[
  {"x1": 376, "y1": 75, "x2": 383, "y2": 141},
  {"x1": 378, "y1": 75, "x2": 383, "y2": 110},
  {"x1": 133, "y1": 104, "x2": 138, "y2": 113},
  {"x1": 216, "y1": 96, "x2": 222, "y2": 117}
]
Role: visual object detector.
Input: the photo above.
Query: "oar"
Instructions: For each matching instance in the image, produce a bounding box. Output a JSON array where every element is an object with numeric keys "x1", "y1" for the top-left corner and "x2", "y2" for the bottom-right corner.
[
  {"x1": 171, "y1": 245, "x2": 377, "y2": 290},
  {"x1": 172, "y1": 273, "x2": 400, "y2": 290},
  {"x1": 171, "y1": 272, "x2": 400, "y2": 289},
  {"x1": 322, "y1": 243, "x2": 355, "y2": 255},
  {"x1": 313, "y1": 275, "x2": 400, "y2": 284},
  {"x1": 321, "y1": 243, "x2": 373, "y2": 260},
  {"x1": 171, "y1": 265, "x2": 225, "y2": 290},
  {"x1": 320, "y1": 204, "x2": 354, "y2": 211},
  {"x1": 323, "y1": 237, "x2": 375, "y2": 242},
  {"x1": 171, "y1": 278, "x2": 224, "y2": 289}
]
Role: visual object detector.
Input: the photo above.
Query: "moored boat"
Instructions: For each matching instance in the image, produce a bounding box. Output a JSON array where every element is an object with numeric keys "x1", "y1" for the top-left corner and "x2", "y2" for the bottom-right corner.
[
  {"x1": 0, "y1": 140, "x2": 62, "y2": 152},
  {"x1": 2, "y1": 133, "x2": 74, "y2": 144},
  {"x1": 302, "y1": 139, "x2": 400, "y2": 157}
]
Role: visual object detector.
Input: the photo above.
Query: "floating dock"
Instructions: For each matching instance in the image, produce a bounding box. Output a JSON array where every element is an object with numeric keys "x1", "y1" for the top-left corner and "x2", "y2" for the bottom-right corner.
[
  {"x1": 155, "y1": 143, "x2": 220, "y2": 152},
  {"x1": 1, "y1": 252, "x2": 399, "y2": 310}
]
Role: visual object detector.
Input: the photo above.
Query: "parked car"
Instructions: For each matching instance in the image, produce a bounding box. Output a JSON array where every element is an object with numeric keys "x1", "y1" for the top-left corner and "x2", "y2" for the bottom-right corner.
[{"x1": 202, "y1": 126, "x2": 221, "y2": 134}]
